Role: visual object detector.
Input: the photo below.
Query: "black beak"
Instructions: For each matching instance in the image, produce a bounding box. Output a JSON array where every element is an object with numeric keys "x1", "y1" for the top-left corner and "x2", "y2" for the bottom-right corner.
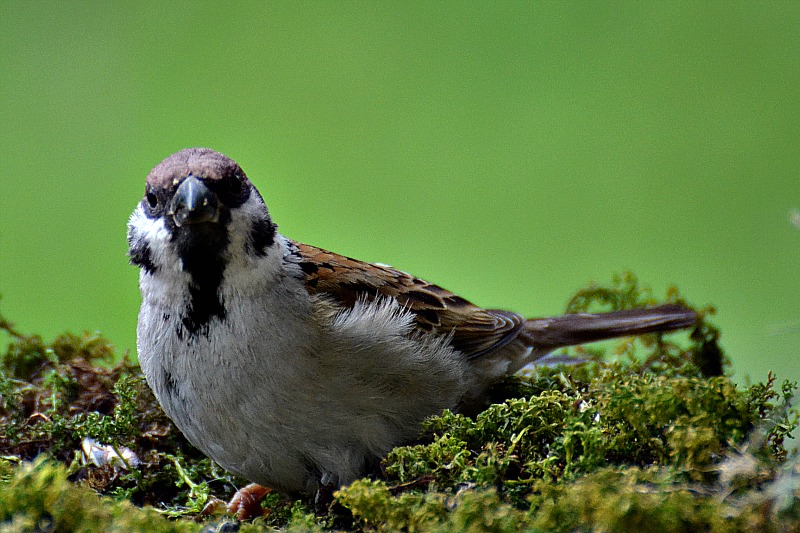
[{"x1": 169, "y1": 176, "x2": 219, "y2": 227}]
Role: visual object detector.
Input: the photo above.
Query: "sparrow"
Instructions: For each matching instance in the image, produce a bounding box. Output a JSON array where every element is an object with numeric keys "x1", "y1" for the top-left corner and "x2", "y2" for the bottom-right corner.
[{"x1": 128, "y1": 148, "x2": 696, "y2": 499}]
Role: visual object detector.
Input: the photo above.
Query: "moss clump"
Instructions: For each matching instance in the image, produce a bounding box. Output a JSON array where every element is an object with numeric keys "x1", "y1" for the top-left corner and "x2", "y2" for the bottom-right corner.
[
  {"x1": 1, "y1": 274, "x2": 798, "y2": 531},
  {"x1": 336, "y1": 480, "x2": 529, "y2": 532},
  {"x1": 0, "y1": 456, "x2": 197, "y2": 532},
  {"x1": 362, "y1": 367, "x2": 797, "y2": 532}
]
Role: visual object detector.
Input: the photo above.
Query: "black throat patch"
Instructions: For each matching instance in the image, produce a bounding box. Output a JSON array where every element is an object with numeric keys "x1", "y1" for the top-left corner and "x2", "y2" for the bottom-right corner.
[{"x1": 170, "y1": 211, "x2": 231, "y2": 338}]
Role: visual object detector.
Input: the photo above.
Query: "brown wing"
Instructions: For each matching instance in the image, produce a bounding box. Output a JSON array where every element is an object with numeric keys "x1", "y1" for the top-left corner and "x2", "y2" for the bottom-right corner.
[{"x1": 289, "y1": 241, "x2": 523, "y2": 359}]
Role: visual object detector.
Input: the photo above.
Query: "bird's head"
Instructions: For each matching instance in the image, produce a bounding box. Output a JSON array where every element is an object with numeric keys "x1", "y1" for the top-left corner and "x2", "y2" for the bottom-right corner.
[{"x1": 127, "y1": 148, "x2": 277, "y2": 278}]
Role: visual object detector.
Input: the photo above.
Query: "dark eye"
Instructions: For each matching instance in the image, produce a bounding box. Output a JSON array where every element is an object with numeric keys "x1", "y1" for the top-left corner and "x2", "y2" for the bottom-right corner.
[
  {"x1": 228, "y1": 176, "x2": 243, "y2": 196},
  {"x1": 211, "y1": 174, "x2": 246, "y2": 206},
  {"x1": 146, "y1": 191, "x2": 158, "y2": 208}
]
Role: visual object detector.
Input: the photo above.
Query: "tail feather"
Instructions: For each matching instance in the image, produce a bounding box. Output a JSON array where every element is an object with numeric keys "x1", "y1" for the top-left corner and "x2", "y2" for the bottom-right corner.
[
  {"x1": 462, "y1": 304, "x2": 697, "y2": 409},
  {"x1": 520, "y1": 303, "x2": 697, "y2": 355}
]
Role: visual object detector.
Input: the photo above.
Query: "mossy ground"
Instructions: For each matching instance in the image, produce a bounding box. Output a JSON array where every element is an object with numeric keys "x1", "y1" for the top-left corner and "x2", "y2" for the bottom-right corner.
[{"x1": 1, "y1": 274, "x2": 798, "y2": 532}]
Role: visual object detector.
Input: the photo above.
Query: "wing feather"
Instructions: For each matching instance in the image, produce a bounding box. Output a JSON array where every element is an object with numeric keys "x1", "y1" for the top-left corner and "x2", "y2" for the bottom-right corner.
[{"x1": 288, "y1": 241, "x2": 523, "y2": 358}]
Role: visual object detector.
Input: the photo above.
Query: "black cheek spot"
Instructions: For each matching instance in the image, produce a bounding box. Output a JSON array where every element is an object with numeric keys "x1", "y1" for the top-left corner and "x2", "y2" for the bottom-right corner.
[
  {"x1": 128, "y1": 239, "x2": 158, "y2": 274},
  {"x1": 250, "y1": 217, "x2": 276, "y2": 256}
]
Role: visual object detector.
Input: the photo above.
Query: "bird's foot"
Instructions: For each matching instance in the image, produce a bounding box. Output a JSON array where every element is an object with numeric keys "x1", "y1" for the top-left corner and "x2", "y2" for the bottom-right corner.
[{"x1": 227, "y1": 483, "x2": 272, "y2": 521}]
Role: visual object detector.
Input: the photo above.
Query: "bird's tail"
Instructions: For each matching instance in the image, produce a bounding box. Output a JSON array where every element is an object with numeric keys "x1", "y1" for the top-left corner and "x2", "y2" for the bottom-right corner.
[
  {"x1": 462, "y1": 303, "x2": 697, "y2": 413},
  {"x1": 519, "y1": 303, "x2": 697, "y2": 356}
]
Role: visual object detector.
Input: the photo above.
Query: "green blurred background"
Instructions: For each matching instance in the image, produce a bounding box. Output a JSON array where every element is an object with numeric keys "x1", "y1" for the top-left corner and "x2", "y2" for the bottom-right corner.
[{"x1": 1, "y1": 2, "x2": 798, "y2": 383}]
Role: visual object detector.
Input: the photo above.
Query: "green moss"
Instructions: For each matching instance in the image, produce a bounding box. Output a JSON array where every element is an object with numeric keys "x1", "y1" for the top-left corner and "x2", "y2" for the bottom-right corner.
[
  {"x1": 1, "y1": 275, "x2": 798, "y2": 531},
  {"x1": 528, "y1": 464, "x2": 800, "y2": 533},
  {"x1": 0, "y1": 456, "x2": 196, "y2": 532},
  {"x1": 336, "y1": 480, "x2": 531, "y2": 532}
]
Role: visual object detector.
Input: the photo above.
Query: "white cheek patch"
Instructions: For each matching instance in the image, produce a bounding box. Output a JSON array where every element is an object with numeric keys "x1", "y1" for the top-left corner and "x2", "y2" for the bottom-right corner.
[
  {"x1": 228, "y1": 193, "x2": 269, "y2": 255},
  {"x1": 220, "y1": 235, "x2": 287, "y2": 300},
  {"x1": 130, "y1": 192, "x2": 284, "y2": 309},
  {"x1": 128, "y1": 205, "x2": 192, "y2": 304},
  {"x1": 128, "y1": 206, "x2": 182, "y2": 273}
]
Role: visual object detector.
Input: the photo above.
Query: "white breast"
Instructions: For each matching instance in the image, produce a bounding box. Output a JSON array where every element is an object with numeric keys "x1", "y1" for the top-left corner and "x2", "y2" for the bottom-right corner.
[
  {"x1": 137, "y1": 234, "x2": 472, "y2": 494},
  {"x1": 137, "y1": 234, "x2": 320, "y2": 491}
]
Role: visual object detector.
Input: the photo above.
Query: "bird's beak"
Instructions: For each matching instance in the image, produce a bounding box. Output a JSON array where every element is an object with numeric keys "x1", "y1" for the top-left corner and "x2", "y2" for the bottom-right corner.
[{"x1": 169, "y1": 176, "x2": 220, "y2": 227}]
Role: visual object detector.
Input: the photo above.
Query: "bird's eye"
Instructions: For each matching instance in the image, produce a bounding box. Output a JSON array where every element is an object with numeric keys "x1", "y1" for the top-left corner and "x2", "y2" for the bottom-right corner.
[
  {"x1": 228, "y1": 176, "x2": 243, "y2": 196},
  {"x1": 146, "y1": 192, "x2": 158, "y2": 208}
]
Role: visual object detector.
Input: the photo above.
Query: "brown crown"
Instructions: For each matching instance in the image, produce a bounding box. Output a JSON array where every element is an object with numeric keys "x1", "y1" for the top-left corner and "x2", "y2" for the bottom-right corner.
[{"x1": 146, "y1": 148, "x2": 245, "y2": 190}]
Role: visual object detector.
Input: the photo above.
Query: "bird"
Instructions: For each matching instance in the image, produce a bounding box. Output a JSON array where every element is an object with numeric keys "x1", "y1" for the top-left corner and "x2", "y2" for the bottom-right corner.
[{"x1": 128, "y1": 147, "x2": 696, "y2": 503}]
